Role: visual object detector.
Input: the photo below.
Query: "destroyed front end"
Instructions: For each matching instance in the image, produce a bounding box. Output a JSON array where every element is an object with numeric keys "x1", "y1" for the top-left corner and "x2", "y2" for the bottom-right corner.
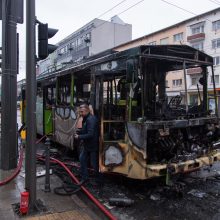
[{"x1": 126, "y1": 116, "x2": 220, "y2": 179}]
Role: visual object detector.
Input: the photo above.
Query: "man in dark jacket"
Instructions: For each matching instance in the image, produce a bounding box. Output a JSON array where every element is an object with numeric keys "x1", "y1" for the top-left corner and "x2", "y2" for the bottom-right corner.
[{"x1": 74, "y1": 104, "x2": 100, "y2": 185}]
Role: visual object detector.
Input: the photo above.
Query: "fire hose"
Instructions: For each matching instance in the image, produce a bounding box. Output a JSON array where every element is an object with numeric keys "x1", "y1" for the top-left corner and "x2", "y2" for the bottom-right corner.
[
  {"x1": 0, "y1": 133, "x2": 48, "y2": 187},
  {"x1": 0, "y1": 146, "x2": 24, "y2": 186},
  {"x1": 1, "y1": 131, "x2": 117, "y2": 220},
  {"x1": 37, "y1": 155, "x2": 117, "y2": 220}
]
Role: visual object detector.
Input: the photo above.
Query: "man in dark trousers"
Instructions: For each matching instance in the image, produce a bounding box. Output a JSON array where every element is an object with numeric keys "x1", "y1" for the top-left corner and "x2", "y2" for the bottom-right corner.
[{"x1": 74, "y1": 104, "x2": 101, "y2": 185}]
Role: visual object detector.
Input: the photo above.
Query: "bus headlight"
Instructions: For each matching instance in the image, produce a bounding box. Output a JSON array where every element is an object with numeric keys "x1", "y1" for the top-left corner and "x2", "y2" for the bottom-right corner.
[{"x1": 104, "y1": 145, "x2": 123, "y2": 166}]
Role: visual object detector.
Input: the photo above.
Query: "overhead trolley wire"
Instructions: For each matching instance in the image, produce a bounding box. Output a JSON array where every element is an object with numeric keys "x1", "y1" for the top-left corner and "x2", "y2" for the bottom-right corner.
[
  {"x1": 97, "y1": 0, "x2": 129, "y2": 19},
  {"x1": 208, "y1": 0, "x2": 220, "y2": 6},
  {"x1": 117, "y1": 0, "x2": 145, "y2": 16},
  {"x1": 160, "y1": 0, "x2": 213, "y2": 23},
  {"x1": 95, "y1": 0, "x2": 145, "y2": 30}
]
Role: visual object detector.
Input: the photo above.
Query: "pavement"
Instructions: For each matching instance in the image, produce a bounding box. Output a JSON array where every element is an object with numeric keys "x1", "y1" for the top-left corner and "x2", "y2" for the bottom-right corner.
[
  {"x1": 0, "y1": 110, "x2": 104, "y2": 220},
  {"x1": 0, "y1": 151, "x2": 101, "y2": 220}
]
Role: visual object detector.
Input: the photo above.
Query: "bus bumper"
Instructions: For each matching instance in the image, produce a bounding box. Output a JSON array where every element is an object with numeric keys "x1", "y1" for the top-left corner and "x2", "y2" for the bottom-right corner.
[{"x1": 146, "y1": 151, "x2": 220, "y2": 178}]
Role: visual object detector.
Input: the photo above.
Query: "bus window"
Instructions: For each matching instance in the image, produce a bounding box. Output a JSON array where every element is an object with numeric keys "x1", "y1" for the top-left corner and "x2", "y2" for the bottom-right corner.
[
  {"x1": 102, "y1": 76, "x2": 126, "y2": 141},
  {"x1": 73, "y1": 79, "x2": 91, "y2": 105},
  {"x1": 57, "y1": 76, "x2": 71, "y2": 106},
  {"x1": 103, "y1": 77, "x2": 126, "y2": 121},
  {"x1": 45, "y1": 85, "x2": 56, "y2": 107}
]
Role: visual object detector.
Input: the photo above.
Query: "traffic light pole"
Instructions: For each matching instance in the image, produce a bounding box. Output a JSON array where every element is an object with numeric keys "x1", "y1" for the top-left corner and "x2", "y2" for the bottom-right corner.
[
  {"x1": 0, "y1": 0, "x2": 17, "y2": 170},
  {"x1": 26, "y1": 0, "x2": 37, "y2": 209}
]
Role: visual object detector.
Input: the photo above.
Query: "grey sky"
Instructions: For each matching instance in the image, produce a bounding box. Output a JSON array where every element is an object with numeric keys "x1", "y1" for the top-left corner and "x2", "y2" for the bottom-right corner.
[{"x1": 13, "y1": 0, "x2": 220, "y2": 80}]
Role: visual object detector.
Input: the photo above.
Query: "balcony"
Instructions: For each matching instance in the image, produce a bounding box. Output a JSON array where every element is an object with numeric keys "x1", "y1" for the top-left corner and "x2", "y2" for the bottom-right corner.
[
  {"x1": 187, "y1": 67, "x2": 202, "y2": 75},
  {"x1": 187, "y1": 33, "x2": 205, "y2": 42}
]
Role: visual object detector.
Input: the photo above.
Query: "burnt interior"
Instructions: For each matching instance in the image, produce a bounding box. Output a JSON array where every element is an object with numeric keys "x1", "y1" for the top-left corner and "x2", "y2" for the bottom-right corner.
[{"x1": 147, "y1": 125, "x2": 220, "y2": 163}]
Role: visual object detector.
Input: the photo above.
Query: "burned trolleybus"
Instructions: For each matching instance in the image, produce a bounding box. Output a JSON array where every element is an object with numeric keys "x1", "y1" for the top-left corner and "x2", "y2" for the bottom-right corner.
[{"x1": 33, "y1": 45, "x2": 220, "y2": 179}]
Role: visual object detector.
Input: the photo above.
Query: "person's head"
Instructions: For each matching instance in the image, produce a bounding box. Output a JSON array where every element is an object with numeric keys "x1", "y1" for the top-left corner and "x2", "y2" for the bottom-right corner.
[{"x1": 79, "y1": 104, "x2": 90, "y2": 117}]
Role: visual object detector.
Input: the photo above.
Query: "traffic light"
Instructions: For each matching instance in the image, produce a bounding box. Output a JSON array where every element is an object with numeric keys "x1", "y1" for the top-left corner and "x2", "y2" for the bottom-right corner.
[{"x1": 38, "y1": 23, "x2": 58, "y2": 60}]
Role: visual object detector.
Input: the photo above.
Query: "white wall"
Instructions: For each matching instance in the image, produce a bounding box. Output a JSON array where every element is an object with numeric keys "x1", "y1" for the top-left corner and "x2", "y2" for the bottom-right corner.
[{"x1": 90, "y1": 19, "x2": 132, "y2": 55}]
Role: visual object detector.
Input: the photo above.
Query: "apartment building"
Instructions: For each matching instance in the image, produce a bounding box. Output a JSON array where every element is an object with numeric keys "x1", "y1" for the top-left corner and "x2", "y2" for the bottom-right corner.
[
  {"x1": 186, "y1": 10, "x2": 220, "y2": 110},
  {"x1": 37, "y1": 16, "x2": 132, "y2": 75},
  {"x1": 115, "y1": 7, "x2": 220, "y2": 112}
]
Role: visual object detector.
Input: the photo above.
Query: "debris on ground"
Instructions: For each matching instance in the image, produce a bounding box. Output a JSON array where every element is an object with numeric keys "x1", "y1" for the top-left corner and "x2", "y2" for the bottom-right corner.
[
  {"x1": 150, "y1": 193, "x2": 161, "y2": 201},
  {"x1": 187, "y1": 189, "x2": 207, "y2": 198},
  {"x1": 109, "y1": 198, "x2": 135, "y2": 207}
]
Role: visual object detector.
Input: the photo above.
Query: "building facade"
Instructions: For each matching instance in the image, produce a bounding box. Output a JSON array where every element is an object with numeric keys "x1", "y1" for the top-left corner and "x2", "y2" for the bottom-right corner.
[
  {"x1": 38, "y1": 16, "x2": 132, "y2": 75},
  {"x1": 186, "y1": 9, "x2": 220, "y2": 110}
]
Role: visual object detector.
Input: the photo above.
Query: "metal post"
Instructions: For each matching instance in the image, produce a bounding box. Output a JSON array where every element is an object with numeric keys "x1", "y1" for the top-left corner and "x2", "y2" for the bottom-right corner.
[
  {"x1": 26, "y1": 0, "x2": 37, "y2": 209},
  {"x1": 202, "y1": 66, "x2": 208, "y2": 115},
  {"x1": 44, "y1": 138, "x2": 51, "y2": 192},
  {"x1": 0, "y1": 0, "x2": 17, "y2": 170},
  {"x1": 183, "y1": 61, "x2": 188, "y2": 113},
  {"x1": 211, "y1": 65, "x2": 218, "y2": 117}
]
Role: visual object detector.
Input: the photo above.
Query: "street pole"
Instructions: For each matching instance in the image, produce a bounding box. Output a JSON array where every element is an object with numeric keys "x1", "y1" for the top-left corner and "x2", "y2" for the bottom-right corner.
[
  {"x1": 0, "y1": 0, "x2": 17, "y2": 170},
  {"x1": 26, "y1": 0, "x2": 37, "y2": 209}
]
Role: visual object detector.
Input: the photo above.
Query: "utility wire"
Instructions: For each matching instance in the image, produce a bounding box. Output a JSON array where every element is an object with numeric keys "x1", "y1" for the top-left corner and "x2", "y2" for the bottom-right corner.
[
  {"x1": 117, "y1": 0, "x2": 145, "y2": 16},
  {"x1": 95, "y1": 0, "x2": 145, "y2": 30},
  {"x1": 97, "y1": 0, "x2": 129, "y2": 19},
  {"x1": 208, "y1": 0, "x2": 220, "y2": 5},
  {"x1": 160, "y1": 0, "x2": 197, "y2": 16},
  {"x1": 160, "y1": 0, "x2": 213, "y2": 23}
]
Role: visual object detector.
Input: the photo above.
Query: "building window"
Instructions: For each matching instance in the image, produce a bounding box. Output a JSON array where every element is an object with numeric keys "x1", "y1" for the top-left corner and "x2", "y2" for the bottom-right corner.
[
  {"x1": 58, "y1": 46, "x2": 67, "y2": 55},
  {"x1": 173, "y1": 33, "x2": 183, "y2": 42},
  {"x1": 172, "y1": 79, "x2": 182, "y2": 87},
  {"x1": 190, "y1": 23, "x2": 204, "y2": 35},
  {"x1": 148, "y1": 41, "x2": 156, "y2": 45},
  {"x1": 70, "y1": 41, "x2": 76, "y2": 50},
  {"x1": 213, "y1": 20, "x2": 220, "y2": 31},
  {"x1": 213, "y1": 56, "x2": 220, "y2": 66},
  {"x1": 212, "y1": 38, "x2": 220, "y2": 49},
  {"x1": 191, "y1": 77, "x2": 197, "y2": 85},
  {"x1": 191, "y1": 41, "x2": 203, "y2": 51},
  {"x1": 77, "y1": 38, "x2": 82, "y2": 46},
  {"x1": 211, "y1": 75, "x2": 219, "y2": 84},
  {"x1": 84, "y1": 33, "x2": 91, "y2": 45},
  {"x1": 160, "y1": 37, "x2": 169, "y2": 45}
]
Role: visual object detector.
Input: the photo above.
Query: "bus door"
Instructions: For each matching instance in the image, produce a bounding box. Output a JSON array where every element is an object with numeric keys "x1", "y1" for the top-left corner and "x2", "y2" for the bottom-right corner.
[
  {"x1": 43, "y1": 84, "x2": 56, "y2": 135},
  {"x1": 99, "y1": 75, "x2": 127, "y2": 172}
]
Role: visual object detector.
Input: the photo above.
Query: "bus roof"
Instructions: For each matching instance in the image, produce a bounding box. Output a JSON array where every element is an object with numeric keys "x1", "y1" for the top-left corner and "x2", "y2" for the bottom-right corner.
[{"x1": 37, "y1": 45, "x2": 213, "y2": 81}]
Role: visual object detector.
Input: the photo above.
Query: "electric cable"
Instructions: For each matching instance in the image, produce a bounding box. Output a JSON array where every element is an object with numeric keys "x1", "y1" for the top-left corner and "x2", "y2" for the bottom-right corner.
[
  {"x1": 95, "y1": 0, "x2": 145, "y2": 30},
  {"x1": 117, "y1": 0, "x2": 144, "y2": 16},
  {"x1": 97, "y1": 0, "x2": 129, "y2": 19},
  {"x1": 208, "y1": 0, "x2": 220, "y2": 6},
  {"x1": 160, "y1": 0, "x2": 213, "y2": 23}
]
